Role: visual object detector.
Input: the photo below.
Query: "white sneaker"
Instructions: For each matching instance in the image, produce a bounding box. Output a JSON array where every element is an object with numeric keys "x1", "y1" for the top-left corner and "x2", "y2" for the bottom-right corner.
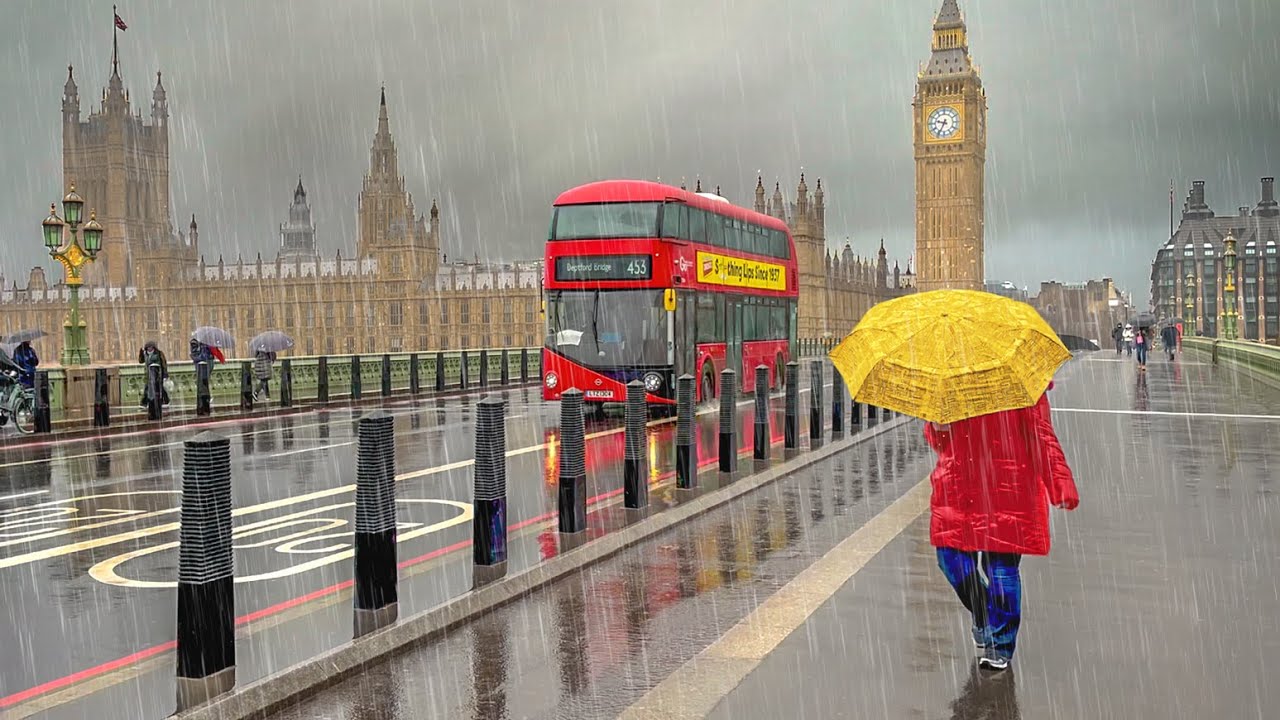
[{"x1": 978, "y1": 653, "x2": 1010, "y2": 672}]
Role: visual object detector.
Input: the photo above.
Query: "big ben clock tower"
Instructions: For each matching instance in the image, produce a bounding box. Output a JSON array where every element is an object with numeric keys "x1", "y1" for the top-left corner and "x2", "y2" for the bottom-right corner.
[{"x1": 913, "y1": 0, "x2": 987, "y2": 292}]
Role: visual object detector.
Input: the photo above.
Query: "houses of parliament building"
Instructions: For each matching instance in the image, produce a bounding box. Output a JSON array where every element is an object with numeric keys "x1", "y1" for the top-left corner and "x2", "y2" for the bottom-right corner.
[{"x1": 0, "y1": 39, "x2": 911, "y2": 365}]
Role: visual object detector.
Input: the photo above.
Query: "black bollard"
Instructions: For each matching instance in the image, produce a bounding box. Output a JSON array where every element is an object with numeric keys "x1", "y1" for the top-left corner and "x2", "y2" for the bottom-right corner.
[
  {"x1": 479, "y1": 350, "x2": 489, "y2": 388},
  {"x1": 409, "y1": 354, "x2": 420, "y2": 395},
  {"x1": 353, "y1": 410, "x2": 398, "y2": 636},
  {"x1": 500, "y1": 350, "x2": 510, "y2": 385},
  {"x1": 148, "y1": 361, "x2": 164, "y2": 421},
  {"x1": 520, "y1": 348, "x2": 529, "y2": 382},
  {"x1": 557, "y1": 388, "x2": 587, "y2": 533},
  {"x1": 195, "y1": 362, "x2": 212, "y2": 416},
  {"x1": 460, "y1": 351, "x2": 470, "y2": 390},
  {"x1": 93, "y1": 367, "x2": 110, "y2": 427},
  {"x1": 718, "y1": 368, "x2": 737, "y2": 473},
  {"x1": 831, "y1": 363, "x2": 844, "y2": 437},
  {"x1": 624, "y1": 380, "x2": 648, "y2": 509},
  {"x1": 174, "y1": 432, "x2": 235, "y2": 710},
  {"x1": 279, "y1": 359, "x2": 293, "y2": 408},
  {"x1": 753, "y1": 365, "x2": 769, "y2": 461},
  {"x1": 350, "y1": 355, "x2": 362, "y2": 400},
  {"x1": 784, "y1": 362, "x2": 800, "y2": 449},
  {"x1": 317, "y1": 357, "x2": 330, "y2": 403},
  {"x1": 675, "y1": 374, "x2": 696, "y2": 489},
  {"x1": 435, "y1": 351, "x2": 445, "y2": 391},
  {"x1": 239, "y1": 361, "x2": 254, "y2": 411},
  {"x1": 32, "y1": 371, "x2": 52, "y2": 433},
  {"x1": 472, "y1": 396, "x2": 507, "y2": 586},
  {"x1": 809, "y1": 361, "x2": 824, "y2": 442},
  {"x1": 381, "y1": 354, "x2": 392, "y2": 398}
]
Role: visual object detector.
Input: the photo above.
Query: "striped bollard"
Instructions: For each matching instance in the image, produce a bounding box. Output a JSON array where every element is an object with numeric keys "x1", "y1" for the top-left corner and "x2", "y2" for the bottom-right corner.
[
  {"x1": 831, "y1": 363, "x2": 844, "y2": 437},
  {"x1": 809, "y1": 361, "x2": 824, "y2": 443},
  {"x1": 350, "y1": 355, "x2": 362, "y2": 400},
  {"x1": 624, "y1": 380, "x2": 648, "y2": 509},
  {"x1": 472, "y1": 396, "x2": 507, "y2": 586},
  {"x1": 317, "y1": 357, "x2": 329, "y2": 403},
  {"x1": 784, "y1": 361, "x2": 799, "y2": 449},
  {"x1": 279, "y1": 359, "x2": 293, "y2": 408},
  {"x1": 175, "y1": 432, "x2": 235, "y2": 710},
  {"x1": 558, "y1": 388, "x2": 587, "y2": 533},
  {"x1": 753, "y1": 365, "x2": 769, "y2": 461},
  {"x1": 239, "y1": 361, "x2": 253, "y2": 411},
  {"x1": 93, "y1": 367, "x2": 110, "y2": 427},
  {"x1": 381, "y1": 354, "x2": 392, "y2": 398},
  {"x1": 718, "y1": 368, "x2": 737, "y2": 473},
  {"x1": 409, "y1": 354, "x2": 420, "y2": 395},
  {"x1": 353, "y1": 410, "x2": 398, "y2": 636},
  {"x1": 675, "y1": 374, "x2": 696, "y2": 489}
]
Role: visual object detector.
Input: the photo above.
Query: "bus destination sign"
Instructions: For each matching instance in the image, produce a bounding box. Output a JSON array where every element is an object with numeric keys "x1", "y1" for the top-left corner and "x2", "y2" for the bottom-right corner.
[
  {"x1": 554, "y1": 255, "x2": 652, "y2": 281},
  {"x1": 695, "y1": 251, "x2": 787, "y2": 291}
]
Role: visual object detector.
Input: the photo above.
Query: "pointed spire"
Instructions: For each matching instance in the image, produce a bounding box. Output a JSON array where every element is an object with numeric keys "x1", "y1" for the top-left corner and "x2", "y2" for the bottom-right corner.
[
  {"x1": 295, "y1": 174, "x2": 306, "y2": 199},
  {"x1": 190, "y1": 213, "x2": 197, "y2": 230},
  {"x1": 715, "y1": 185, "x2": 721, "y2": 196},
  {"x1": 65, "y1": 65, "x2": 77, "y2": 93},
  {"x1": 934, "y1": 0, "x2": 963, "y2": 29},
  {"x1": 380, "y1": 84, "x2": 386, "y2": 107},
  {"x1": 695, "y1": 179, "x2": 703, "y2": 193},
  {"x1": 430, "y1": 199, "x2": 439, "y2": 219},
  {"x1": 879, "y1": 238, "x2": 886, "y2": 255}
]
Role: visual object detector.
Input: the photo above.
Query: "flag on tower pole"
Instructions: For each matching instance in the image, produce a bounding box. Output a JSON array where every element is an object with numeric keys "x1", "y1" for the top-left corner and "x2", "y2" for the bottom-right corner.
[{"x1": 114, "y1": 7, "x2": 127, "y2": 31}]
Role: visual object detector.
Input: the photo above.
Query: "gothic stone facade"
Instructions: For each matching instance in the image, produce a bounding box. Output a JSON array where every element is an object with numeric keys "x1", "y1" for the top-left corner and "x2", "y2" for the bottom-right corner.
[{"x1": 914, "y1": 0, "x2": 987, "y2": 292}]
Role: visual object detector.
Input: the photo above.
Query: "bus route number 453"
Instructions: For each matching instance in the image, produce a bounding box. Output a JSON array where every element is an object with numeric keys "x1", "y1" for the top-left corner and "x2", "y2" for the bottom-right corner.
[{"x1": 626, "y1": 258, "x2": 648, "y2": 276}]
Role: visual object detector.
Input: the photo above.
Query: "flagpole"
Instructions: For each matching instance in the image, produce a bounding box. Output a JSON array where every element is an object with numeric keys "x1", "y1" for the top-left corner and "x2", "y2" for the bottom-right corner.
[
  {"x1": 1169, "y1": 178, "x2": 1174, "y2": 240},
  {"x1": 112, "y1": 5, "x2": 117, "y2": 74}
]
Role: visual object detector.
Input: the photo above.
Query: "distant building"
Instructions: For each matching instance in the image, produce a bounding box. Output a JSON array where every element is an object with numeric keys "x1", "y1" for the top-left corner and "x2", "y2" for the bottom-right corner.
[
  {"x1": 984, "y1": 281, "x2": 1028, "y2": 303},
  {"x1": 278, "y1": 177, "x2": 318, "y2": 262},
  {"x1": 1030, "y1": 278, "x2": 1130, "y2": 343},
  {"x1": 1150, "y1": 178, "x2": 1279, "y2": 342}
]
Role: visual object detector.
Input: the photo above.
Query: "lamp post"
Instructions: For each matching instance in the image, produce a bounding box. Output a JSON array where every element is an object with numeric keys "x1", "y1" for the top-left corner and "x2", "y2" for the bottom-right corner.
[
  {"x1": 42, "y1": 183, "x2": 102, "y2": 366},
  {"x1": 1222, "y1": 231, "x2": 1238, "y2": 341},
  {"x1": 1184, "y1": 271, "x2": 1196, "y2": 336}
]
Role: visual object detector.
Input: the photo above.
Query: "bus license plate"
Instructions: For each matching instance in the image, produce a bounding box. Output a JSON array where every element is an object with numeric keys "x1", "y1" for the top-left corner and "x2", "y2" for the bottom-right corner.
[{"x1": 585, "y1": 390, "x2": 613, "y2": 399}]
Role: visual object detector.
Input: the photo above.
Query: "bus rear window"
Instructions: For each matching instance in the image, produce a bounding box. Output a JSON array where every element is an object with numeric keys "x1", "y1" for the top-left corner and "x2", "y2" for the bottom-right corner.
[{"x1": 552, "y1": 203, "x2": 659, "y2": 240}]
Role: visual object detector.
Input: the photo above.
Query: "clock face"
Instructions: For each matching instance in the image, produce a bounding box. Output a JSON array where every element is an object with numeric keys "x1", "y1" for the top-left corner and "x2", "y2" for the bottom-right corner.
[{"x1": 927, "y1": 106, "x2": 961, "y2": 140}]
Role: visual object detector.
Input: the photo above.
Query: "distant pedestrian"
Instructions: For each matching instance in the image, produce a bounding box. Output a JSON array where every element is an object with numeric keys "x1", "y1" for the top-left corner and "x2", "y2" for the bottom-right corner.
[
  {"x1": 138, "y1": 341, "x2": 170, "y2": 407},
  {"x1": 1134, "y1": 328, "x2": 1148, "y2": 371},
  {"x1": 1160, "y1": 324, "x2": 1178, "y2": 361},
  {"x1": 253, "y1": 350, "x2": 276, "y2": 400},
  {"x1": 924, "y1": 383, "x2": 1079, "y2": 672},
  {"x1": 1111, "y1": 324, "x2": 1124, "y2": 354},
  {"x1": 189, "y1": 338, "x2": 213, "y2": 365},
  {"x1": 11, "y1": 341, "x2": 38, "y2": 389},
  {"x1": 1122, "y1": 324, "x2": 1135, "y2": 356}
]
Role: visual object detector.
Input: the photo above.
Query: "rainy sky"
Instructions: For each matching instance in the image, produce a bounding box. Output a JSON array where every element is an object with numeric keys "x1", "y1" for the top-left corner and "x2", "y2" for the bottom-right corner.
[{"x1": 0, "y1": 0, "x2": 1276, "y2": 298}]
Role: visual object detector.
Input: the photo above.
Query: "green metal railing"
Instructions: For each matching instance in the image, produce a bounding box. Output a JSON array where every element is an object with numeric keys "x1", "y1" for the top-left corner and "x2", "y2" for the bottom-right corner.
[{"x1": 1183, "y1": 337, "x2": 1280, "y2": 386}]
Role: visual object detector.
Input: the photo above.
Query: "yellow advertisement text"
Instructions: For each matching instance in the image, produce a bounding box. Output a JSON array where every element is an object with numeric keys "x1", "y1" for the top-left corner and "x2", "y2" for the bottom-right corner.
[{"x1": 695, "y1": 251, "x2": 787, "y2": 291}]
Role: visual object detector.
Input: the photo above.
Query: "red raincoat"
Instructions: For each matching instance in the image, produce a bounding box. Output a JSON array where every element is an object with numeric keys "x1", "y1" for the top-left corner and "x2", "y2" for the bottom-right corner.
[{"x1": 923, "y1": 386, "x2": 1078, "y2": 556}]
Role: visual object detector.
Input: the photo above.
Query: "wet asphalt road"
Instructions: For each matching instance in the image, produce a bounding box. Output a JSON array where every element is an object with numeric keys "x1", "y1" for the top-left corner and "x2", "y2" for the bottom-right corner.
[
  {"x1": 259, "y1": 352, "x2": 1280, "y2": 720},
  {"x1": 0, "y1": 372, "x2": 835, "y2": 719}
]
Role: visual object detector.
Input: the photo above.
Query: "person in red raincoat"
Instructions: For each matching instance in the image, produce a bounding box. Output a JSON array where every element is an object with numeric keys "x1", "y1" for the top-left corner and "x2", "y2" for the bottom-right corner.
[{"x1": 923, "y1": 382, "x2": 1079, "y2": 672}]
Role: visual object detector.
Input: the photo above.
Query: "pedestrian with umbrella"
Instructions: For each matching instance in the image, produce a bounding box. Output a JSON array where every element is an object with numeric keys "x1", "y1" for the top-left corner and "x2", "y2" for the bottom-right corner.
[
  {"x1": 830, "y1": 289, "x2": 1079, "y2": 673},
  {"x1": 249, "y1": 331, "x2": 293, "y2": 401},
  {"x1": 3, "y1": 330, "x2": 45, "y2": 389}
]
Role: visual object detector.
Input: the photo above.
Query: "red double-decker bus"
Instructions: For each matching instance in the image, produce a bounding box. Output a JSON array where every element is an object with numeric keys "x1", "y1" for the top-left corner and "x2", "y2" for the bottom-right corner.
[{"x1": 542, "y1": 180, "x2": 798, "y2": 407}]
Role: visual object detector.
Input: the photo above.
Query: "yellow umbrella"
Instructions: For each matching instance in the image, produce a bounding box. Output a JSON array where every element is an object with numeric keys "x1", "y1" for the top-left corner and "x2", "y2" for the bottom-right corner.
[{"x1": 828, "y1": 289, "x2": 1070, "y2": 425}]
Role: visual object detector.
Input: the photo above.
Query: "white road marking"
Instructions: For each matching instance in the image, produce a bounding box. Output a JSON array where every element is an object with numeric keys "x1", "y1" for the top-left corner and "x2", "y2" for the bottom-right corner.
[
  {"x1": 1053, "y1": 407, "x2": 1280, "y2": 421},
  {"x1": 0, "y1": 490, "x2": 49, "y2": 503}
]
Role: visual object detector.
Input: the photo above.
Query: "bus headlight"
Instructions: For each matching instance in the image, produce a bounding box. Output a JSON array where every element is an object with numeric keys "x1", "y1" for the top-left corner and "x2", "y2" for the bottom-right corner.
[
  {"x1": 545, "y1": 372, "x2": 558, "y2": 389},
  {"x1": 643, "y1": 372, "x2": 662, "y2": 393}
]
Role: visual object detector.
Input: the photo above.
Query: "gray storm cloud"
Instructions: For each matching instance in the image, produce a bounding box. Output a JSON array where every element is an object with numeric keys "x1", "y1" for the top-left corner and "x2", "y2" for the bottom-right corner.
[{"x1": 0, "y1": 0, "x2": 1276, "y2": 298}]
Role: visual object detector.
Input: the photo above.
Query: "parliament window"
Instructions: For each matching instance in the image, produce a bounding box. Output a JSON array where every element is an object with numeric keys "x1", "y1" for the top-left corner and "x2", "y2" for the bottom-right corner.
[
  {"x1": 390, "y1": 302, "x2": 403, "y2": 326},
  {"x1": 419, "y1": 301, "x2": 429, "y2": 325},
  {"x1": 503, "y1": 299, "x2": 513, "y2": 324},
  {"x1": 460, "y1": 301, "x2": 471, "y2": 325},
  {"x1": 482, "y1": 303, "x2": 490, "y2": 325}
]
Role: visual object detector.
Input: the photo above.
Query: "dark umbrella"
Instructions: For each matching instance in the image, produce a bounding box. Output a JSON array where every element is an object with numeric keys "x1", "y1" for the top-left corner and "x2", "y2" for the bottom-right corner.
[
  {"x1": 249, "y1": 330, "x2": 294, "y2": 354},
  {"x1": 2, "y1": 329, "x2": 46, "y2": 344},
  {"x1": 191, "y1": 326, "x2": 236, "y2": 349},
  {"x1": 1133, "y1": 312, "x2": 1157, "y2": 329}
]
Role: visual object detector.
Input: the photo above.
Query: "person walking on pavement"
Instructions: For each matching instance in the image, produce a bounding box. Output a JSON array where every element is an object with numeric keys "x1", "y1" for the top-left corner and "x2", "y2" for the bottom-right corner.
[
  {"x1": 1134, "y1": 328, "x2": 1149, "y2": 371},
  {"x1": 11, "y1": 341, "x2": 38, "y2": 389},
  {"x1": 924, "y1": 382, "x2": 1079, "y2": 672},
  {"x1": 1122, "y1": 324, "x2": 1135, "y2": 356},
  {"x1": 1111, "y1": 323, "x2": 1124, "y2": 354},
  {"x1": 1160, "y1": 324, "x2": 1178, "y2": 361},
  {"x1": 253, "y1": 350, "x2": 276, "y2": 400},
  {"x1": 137, "y1": 341, "x2": 170, "y2": 407}
]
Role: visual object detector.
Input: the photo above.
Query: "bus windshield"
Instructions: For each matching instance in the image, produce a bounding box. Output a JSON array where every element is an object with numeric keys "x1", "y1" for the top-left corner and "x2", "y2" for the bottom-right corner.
[
  {"x1": 546, "y1": 289, "x2": 669, "y2": 367},
  {"x1": 552, "y1": 203, "x2": 659, "y2": 240}
]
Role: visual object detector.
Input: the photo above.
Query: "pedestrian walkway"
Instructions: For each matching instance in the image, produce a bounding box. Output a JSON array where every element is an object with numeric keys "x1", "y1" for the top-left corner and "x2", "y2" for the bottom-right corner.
[{"x1": 263, "y1": 351, "x2": 1280, "y2": 720}]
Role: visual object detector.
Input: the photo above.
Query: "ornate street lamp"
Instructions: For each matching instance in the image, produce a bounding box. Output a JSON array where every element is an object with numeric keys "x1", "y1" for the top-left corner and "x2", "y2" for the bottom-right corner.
[
  {"x1": 1184, "y1": 271, "x2": 1196, "y2": 336},
  {"x1": 1222, "y1": 231, "x2": 1239, "y2": 341},
  {"x1": 42, "y1": 182, "x2": 102, "y2": 365}
]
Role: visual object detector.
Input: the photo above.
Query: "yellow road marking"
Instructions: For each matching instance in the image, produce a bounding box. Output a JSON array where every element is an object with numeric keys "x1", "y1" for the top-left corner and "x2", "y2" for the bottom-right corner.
[{"x1": 618, "y1": 478, "x2": 931, "y2": 720}]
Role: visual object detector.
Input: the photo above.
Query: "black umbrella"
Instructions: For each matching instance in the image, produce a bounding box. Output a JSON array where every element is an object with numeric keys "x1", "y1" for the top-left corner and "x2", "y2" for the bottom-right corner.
[
  {"x1": 249, "y1": 330, "x2": 294, "y2": 354},
  {"x1": 191, "y1": 326, "x2": 236, "y2": 349},
  {"x1": 2, "y1": 329, "x2": 46, "y2": 344}
]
